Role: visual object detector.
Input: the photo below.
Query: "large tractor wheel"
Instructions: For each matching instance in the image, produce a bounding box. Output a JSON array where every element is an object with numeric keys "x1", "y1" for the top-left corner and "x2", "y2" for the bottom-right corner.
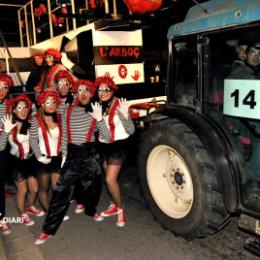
[{"x1": 138, "y1": 119, "x2": 230, "y2": 239}]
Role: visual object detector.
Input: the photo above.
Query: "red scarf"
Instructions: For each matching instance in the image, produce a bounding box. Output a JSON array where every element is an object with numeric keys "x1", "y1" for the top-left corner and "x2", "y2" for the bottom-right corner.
[
  {"x1": 11, "y1": 127, "x2": 25, "y2": 160},
  {"x1": 108, "y1": 99, "x2": 119, "y2": 143},
  {"x1": 35, "y1": 113, "x2": 62, "y2": 157},
  {"x1": 5, "y1": 99, "x2": 11, "y2": 115},
  {"x1": 66, "y1": 105, "x2": 96, "y2": 144}
]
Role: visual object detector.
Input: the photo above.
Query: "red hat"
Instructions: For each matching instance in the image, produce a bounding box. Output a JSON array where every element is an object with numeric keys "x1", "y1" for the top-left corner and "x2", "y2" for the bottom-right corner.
[
  {"x1": 11, "y1": 95, "x2": 32, "y2": 110},
  {"x1": 37, "y1": 90, "x2": 61, "y2": 106},
  {"x1": 73, "y1": 80, "x2": 95, "y2": 95},
  {"x1": 44, "y1": 48, "x2": 62, "y2": 62},
  {"x1": 95, "y1": 75, "x2": 118, "y2": 92},
  {"x1": 54, "y1": 70, "x2": 74, "y2": 85},
  {"x1": 0, "y1": 74, "x2": 13, "y2": 88},
  {"x1": 32, "y1": 51, "x2": 44, "y2": 58}
]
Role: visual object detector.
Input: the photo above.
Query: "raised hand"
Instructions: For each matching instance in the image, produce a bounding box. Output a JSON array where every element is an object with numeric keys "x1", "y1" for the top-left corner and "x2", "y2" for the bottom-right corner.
[
  {"x1": 1, "y1": 115, "x2": 17, "y2": 133},
  {"x1": 90, "y1": 102, "x2": 103, "y2": 121},
  {"x1": 118, "y1": 98, "x2": 130, "y2": 118}
]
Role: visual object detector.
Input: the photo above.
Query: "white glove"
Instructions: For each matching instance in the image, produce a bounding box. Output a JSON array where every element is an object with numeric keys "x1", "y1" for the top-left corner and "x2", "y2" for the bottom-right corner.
[
  {"x1": 61, "y1": 156, "x2": 66, "y2": 168},
  {"x1": 90, "y1": 102, "x2": 103, "y2": 121},
  {"x1": 1, "y1": 115, "x2": 17, "y2": 134},
  {"x1": 38, "y1": 156, "x2": 51, "y2": 164},
  {"x1": 118, "y1": 98, "x2": 130, "y2": 119}
]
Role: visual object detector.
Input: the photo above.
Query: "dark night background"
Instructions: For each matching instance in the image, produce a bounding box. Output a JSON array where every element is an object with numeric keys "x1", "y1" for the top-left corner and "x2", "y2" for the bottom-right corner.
[{"x1": 0, "y1": 0, "x2": 206, "y2": 46}]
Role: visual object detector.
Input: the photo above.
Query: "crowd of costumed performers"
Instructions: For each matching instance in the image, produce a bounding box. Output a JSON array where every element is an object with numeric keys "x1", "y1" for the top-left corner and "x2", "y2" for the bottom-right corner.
[{"x1": 0, "y1": 48, "x2": 135, "y2": 245}]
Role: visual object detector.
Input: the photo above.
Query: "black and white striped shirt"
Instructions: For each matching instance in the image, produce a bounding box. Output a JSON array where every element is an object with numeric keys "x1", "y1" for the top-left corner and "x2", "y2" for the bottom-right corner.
[
  {"x1": 29, "y1": 115, "x2": 61, "y2": 159},
  {"x1": 0, "y1": 100, "x2": 10, "y2": 150},
  {"x1": 61, "y1": 105, "x2": 111, "y2": 157}
]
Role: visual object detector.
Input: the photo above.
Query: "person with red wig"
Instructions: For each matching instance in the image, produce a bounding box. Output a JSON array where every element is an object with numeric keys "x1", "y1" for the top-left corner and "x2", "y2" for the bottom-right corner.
[
  {"x1": 0, "y1": 95, "x2": 44, "y2": 226},
  {"x1": 95, "y1": 75, "x2": 135, "y2": 227},
  {"x1": 36, "y1": 48, "x2": 75, "y2": 92},
  {"x1": 54, "y1": 70, "x2": 75, "y2": 113},
  {"x1": 35, "y1": 79, "x2": 111, "y2": 245},
  {"x1": 0, "y1": 73, "x2": 13, "y2": 235},
  {"x1": 29, "y1": 90, "x2": 63, "y2": 216},
  {"x1": 25, "y1": 51, "x2": 45, "y2": 93}
]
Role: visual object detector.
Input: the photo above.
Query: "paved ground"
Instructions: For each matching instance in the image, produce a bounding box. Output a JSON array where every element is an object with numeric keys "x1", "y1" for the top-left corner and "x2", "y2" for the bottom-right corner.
[{"x1": 0, "y1": 176, "x2": 259, "y2": 260}]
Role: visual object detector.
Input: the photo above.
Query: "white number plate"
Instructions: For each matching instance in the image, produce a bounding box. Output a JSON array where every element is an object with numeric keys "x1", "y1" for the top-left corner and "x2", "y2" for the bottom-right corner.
[{"x1": 223, "y1": 79, "x2": 260, "y2": 120}]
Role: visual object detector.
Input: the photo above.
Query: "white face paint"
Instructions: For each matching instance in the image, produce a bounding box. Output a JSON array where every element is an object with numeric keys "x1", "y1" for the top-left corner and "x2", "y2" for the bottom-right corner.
[
  {"x1": 14, "y1": 101, "x2": 29, "y2": 120},
  {"x1": 78, "y1": 85, "x2": 91, "y2": 105},
  {"x1": 44, "y1": 98, "x2": 56, "y2": 107}
]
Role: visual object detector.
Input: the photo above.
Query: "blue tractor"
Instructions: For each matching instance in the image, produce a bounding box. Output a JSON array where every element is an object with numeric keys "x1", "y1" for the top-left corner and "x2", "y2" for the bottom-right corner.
[{"x1": 138, "y1": 0, "x2": 260, "y2": 255}]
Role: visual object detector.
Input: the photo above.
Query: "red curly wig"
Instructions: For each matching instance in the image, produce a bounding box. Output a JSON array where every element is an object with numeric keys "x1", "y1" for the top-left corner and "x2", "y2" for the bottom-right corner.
[
  {"x1": 73, "y1": 80, "x2": 95, "y2": 95},
  {"x1": 0, "y1": 74, "x2": 14, "y2": 88},
  {"x1": 37, "y1": 90, "x2": 61, "y2": 106},
  {"x1": 54, "y1": 70, "x2": 74, "y2": 85},
  {"x1": 44, "y1": 48, "x2": 62, "y2": 62},
  {"x1": 32, "y1": 51, "x2": 44, "y2": 58},
  {"x1": 95, "y1": 75, "x2": 118, "y2": 92},
  {"x1": 11, "y1": 95, "x2": 32, "y2": 110}
]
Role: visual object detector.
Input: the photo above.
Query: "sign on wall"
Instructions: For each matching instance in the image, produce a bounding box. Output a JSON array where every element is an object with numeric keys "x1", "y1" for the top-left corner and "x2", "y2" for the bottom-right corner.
[
  {"x1": 224, "y1": 79, "x2": 260, "y2": 119},
  {"x1": 93, "y1": 30, "x2": 144, "y2": 85}
]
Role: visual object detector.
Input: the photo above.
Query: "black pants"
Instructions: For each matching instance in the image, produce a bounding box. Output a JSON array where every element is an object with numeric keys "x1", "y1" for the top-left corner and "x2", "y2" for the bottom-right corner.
[
  {"x1": 0, "y1": 150, "x2": 6, "y2": 220},
  {"x1": 43, "y1": 143, "x2": 102, "y2": 235}
]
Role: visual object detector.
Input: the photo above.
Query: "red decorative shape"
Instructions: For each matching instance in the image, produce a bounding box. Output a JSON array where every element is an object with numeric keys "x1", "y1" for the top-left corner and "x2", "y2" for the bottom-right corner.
[
  {"x1": 118, "y1": 65, "x2": 127, "y2": 79},
  {"x1": 131, "y1": 70, "x2": 141, "y2": 81},
  {"x1": 39, "y1": 4, "x2": 47, "y2": 14},
  {"x1": 34, "y1": 7, "x2": 42, "y2": 18},
  {"x1": 124, "y1": 0, "x2": 163, "y2": 14},
  {"x1": 51, "y1": 13, "x2": 58, "y2": 25},
  {"x1": 61, "y1": 7, "x2": 68, "y2": 14}
]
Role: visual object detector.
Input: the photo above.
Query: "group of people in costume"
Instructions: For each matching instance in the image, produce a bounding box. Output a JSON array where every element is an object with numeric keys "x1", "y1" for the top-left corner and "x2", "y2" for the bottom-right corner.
[{"x1": 0, "y1": 48, "x2": 135, "y2": 245}]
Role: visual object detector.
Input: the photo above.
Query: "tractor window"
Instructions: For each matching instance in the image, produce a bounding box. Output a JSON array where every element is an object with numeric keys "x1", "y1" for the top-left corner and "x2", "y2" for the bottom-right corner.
[
  {"x1": 169, "y1": 37, "x2": 197, "y2": 108},
  {"x1": 203, "y1": 25, "x2": 260, "y2": 212}
]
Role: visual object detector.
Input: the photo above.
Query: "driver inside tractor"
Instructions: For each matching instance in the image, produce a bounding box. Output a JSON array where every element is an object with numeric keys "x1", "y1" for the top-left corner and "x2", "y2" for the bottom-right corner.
[{"x1": 226, "y1": 43, "x2": 260, "y2": 199}]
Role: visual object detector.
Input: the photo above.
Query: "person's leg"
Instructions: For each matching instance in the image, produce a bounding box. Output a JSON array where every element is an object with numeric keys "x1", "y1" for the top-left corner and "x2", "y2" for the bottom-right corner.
[
  {"x1": 81, "y1": 156, "x2": 103, "y2": 218},
  {"x1": 26, "y1": 176, "x2": 38, "y2": 207},
  {"x1": 15, "y1": 178, "x2": 27, "y2": 214},
  {"x1": 42, "y1": 166, "x2": 77, "y2": 235},
  {"x1": 105, "y1": 164, "x2": 122, "y2": 208},
  {"x1": 50, "y1": 172, "x2": 60, "y2": 190},
  {"x1": 38, "y1": 173, "x2": 50, "y2": 211}
]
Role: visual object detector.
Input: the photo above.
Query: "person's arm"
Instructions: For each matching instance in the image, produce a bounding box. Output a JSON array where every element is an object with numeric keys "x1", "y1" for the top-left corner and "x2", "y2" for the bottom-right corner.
[
  {"x1": 29, "y1": 116, "x2": 42, "y2": 160},
  {"x1": 0, "y1": 127, "x2": 8, "y2": 152},
  {"x1": 90, "y1": 102, "x2": 111, "y2": 143},
  {"x1": 117, "y1": 111, "x2": 135, "y2": 135},
  {"x1": 61, "y1": 107, "x2": 68, "y2": 158},
  {"x1": 117, "y1": 98, "x2": 135, "y2": 135}
]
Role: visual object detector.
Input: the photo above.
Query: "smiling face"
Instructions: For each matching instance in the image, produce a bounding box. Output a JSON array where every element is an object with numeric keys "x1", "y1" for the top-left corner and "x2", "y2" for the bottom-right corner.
[
  {"x1": 57, "y1": 78, "x2": 70, "y2": 97},
  {"x1": 42, "y1": 96, "x2": 57, "y2": 113},
  {"x1": 77, "y1": 85, "x2": 92, "y2": 105},
  {"x1": 97, "y1": 83, "x2": 113, "y2": 102},
  {"x1": 13, "y1": 101, "x2": 29, "y2": 120},
  {"x1": 0, "y1": 81, "x2": 9, "y2": 101}
]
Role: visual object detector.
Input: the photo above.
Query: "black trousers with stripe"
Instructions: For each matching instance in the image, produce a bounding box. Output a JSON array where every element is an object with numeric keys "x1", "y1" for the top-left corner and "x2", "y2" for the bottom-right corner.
[{"x1": 43, "y1": 143, "x2": 102, "y2": 235}]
